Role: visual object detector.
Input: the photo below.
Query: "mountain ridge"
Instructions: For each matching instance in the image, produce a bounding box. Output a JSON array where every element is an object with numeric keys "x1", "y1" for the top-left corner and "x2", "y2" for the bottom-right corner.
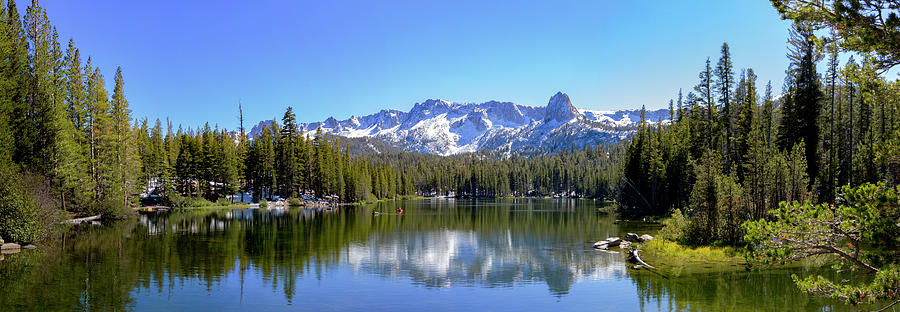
[{"x1": 249, "y1": 92, "x2": 670, "y2": 156}]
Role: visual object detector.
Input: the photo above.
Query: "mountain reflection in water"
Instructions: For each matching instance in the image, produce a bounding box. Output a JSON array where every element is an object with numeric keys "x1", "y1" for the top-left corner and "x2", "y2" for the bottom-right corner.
[{"x1": 0, "y1": 199, "x2": 853, "y2": 311}]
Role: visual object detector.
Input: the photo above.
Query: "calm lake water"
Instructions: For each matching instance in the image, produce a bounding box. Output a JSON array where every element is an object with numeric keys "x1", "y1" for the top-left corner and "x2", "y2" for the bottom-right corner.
[{"x1": 0, "y1": 199, "x2": 853, "y2": 311}]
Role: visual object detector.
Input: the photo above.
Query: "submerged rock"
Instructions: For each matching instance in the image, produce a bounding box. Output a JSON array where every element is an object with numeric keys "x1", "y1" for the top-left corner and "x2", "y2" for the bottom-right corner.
[
  {"x1": 640, "y1": 234, "x2": 654, "y2": 242},
  {"x1": 23, "y1": 244, "x2": 36, "y2": 250}
]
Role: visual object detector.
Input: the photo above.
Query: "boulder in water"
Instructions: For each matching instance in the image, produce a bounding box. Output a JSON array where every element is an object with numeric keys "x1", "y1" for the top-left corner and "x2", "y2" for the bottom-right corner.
[
  {"x1": 605, "y1": 237, "x2": 622, "y2": 247},
  {"x1": 593, "y1": 237, "x2": 623, "y2": 249},
  {"x1": 625, "y1": 233, "x2": 642, "y2": 242},
  {"x1": 640, "y1": 234, "x2": 655, "y2": 242}
]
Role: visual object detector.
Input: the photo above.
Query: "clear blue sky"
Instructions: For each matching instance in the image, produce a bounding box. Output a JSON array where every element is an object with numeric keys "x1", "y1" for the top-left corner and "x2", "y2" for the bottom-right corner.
[{"x1": 39, "y1": 0, "x2": 794, "y2": 130}]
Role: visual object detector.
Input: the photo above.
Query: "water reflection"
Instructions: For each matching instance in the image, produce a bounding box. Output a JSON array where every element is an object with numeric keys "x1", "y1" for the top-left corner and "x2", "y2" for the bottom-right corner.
[
  {"x1": 0, "y1": 199, "x2": 856, "y2": 311},
  {"x1": 345, "y1": 228, "x2": 626, "y2": 295}
]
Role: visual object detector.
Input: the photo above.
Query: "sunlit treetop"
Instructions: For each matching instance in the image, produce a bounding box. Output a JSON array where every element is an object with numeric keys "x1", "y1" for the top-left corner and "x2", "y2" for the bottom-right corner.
[{"x1": 771, "y1": 0, "x2": 900, "y2": 71}]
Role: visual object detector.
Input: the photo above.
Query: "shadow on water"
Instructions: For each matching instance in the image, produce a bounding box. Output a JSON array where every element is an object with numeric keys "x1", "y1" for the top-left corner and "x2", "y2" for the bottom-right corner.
[{"x1": 0, "y1": 199, "x2": 858, "y2": 311}]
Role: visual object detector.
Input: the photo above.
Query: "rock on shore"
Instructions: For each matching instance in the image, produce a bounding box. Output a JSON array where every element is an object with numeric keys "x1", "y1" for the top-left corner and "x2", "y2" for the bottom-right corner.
[
  {"x1": 592, "y1": 237, "x2": 622, "y2": 250},
  {"x1": 593, "y1": 233, "x2": 655, "y2": 250}
]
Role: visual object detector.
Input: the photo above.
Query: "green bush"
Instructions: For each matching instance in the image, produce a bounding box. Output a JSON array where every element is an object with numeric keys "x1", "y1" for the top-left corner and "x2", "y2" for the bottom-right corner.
[
  {"x1": 90, "y1": 198, "x2": 132, "y2": 220},
  {"x1": 215, "y1": 198, "x2": 232, "y2": 206},
  {"x1": 259, "y1": 200, "x2": 268, "y2": 209},
  {"x1": 659, "y1": 208, "x2": 689, "y2": 242},
  {"x1": 288, "y1": 198, "x2": 303, "y2": 206},
  {"x1": 0, "y1": 178, "x2": 42, "y2": 243}
]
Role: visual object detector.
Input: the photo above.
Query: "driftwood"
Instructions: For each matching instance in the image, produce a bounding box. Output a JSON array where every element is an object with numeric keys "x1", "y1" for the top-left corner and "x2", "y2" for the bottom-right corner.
[
  {"x1": 61, "y1": 214, "x2": 102, "y2": 225},
  {"x1": 630, "y1": 249, "x2": 656, "y2": 269}
]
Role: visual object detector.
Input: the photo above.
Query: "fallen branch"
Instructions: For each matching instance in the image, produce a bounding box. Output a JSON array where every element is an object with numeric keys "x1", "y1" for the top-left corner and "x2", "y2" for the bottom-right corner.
[
  {"x1": 630, "y1": 249, "x2": 657, "y2": 269},
  {"x1": 61, "y1": 215, "x2": 102, "y2": 225}
]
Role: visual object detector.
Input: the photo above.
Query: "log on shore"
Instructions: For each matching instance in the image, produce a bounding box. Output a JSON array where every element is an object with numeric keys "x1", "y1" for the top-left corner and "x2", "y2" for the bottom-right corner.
[{"x1": 62, "y1": 215, "x2": 102, "y2": 225}]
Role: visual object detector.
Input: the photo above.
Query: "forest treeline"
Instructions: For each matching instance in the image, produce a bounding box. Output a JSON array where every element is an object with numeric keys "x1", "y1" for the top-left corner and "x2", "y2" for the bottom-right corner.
[
  {"x1": 0, "y1": 0, "x2": 626, "y2": 245},
  {"x1": 1, "y1": 0, "x2": 898, "y2": 247},
  {"x1": 621, "y1": 23, "x2": 900, "y2": 244},
  {"x1": 0, "y1": 0, "x2": 895, "y2": 308},
  {"x1": 0, "y1": 0, "x2": 418, "y2": 243}
]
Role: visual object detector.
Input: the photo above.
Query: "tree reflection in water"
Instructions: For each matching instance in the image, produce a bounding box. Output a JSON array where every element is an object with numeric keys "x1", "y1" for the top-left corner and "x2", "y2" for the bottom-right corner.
[{"x1": 0, "y1": 199, "x2": 853, "y2": 311}]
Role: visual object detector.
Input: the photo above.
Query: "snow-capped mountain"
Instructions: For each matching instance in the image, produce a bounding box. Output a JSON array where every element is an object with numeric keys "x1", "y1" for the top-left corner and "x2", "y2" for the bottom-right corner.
[{"x1": 249, "y1": 92, "x2": 669, "y2": 156}]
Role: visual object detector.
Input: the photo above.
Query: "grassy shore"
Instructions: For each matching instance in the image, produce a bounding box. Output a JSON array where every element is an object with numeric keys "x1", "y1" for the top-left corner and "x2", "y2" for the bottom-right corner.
[{"x1": 633, "y1": 236, "x2": 749, "y2": 275}]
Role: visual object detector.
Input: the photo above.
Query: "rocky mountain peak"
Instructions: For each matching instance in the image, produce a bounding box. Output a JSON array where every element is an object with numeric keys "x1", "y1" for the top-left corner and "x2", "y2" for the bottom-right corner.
[{"x1": 545, "y1": 92, "x2": 580, "y2": 122}]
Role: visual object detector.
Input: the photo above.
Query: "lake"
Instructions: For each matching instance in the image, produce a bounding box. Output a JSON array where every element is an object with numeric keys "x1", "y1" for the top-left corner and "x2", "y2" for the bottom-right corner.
[{"x1": 0, "y1": 199, "x2": 850, "y2": 311}]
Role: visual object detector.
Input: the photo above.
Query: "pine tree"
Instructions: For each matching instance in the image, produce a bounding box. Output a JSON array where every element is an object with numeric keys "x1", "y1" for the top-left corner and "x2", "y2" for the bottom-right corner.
[
  {"x1": 149, "y1": 119, "x2": 167, "y2": 196},
  {"x1": 220, "y1": 129, "x2": 239, "y2": 201},
  {"x1": 5, "y1": 0, "x2": 33, "y2": 166},
  {"x1": 823, "y1": 39, "x2": 841, "y2": 200},
  {"x1": 236, "y1": 102, "x2": 248, "y2": 202},
  {"x1": 688, "y1": 149, "x2": 722, "y2": 242},
  {"x1": 0, "y1": 4, "x2": 16, "y2": 165},
  {"x1": 253, "y1": 123, "x2": 276, "y2": 200},
  {"x1": 312, "y1": 127, "x2": 327, "y2": 197},
  {"x1": 668, "y1": 99, "x2": 675, "y2": 121},
  {"x1": 736, "y1": 68, "x2": 758, "y2": 182},
  {"x1": 25, "y1": 0, "x2": 64, "y2": 174},
  {"x1": 85, "y1": 66, "x2": 109, "y2": 199},
  {"x1": 779, "y1": 23, "x2": 823, "y2": 187},
  {"x1": 277, "y1": 107, "x2": 302, "y2": 198},
  {"x1": 761, "y1": 81, "x2": 775, "y2": 148},
  {"x1": 694, "y1": 58, "x2": 717, "y2": 150},
  {"x1": 715, "y1": 42, "x2": 735, "y2": 170},
  {"x1": 108, "y1": 67, "x2": 140, "y2": 207},
  {"x1": 676, "y1": 88, "x2": 684, "y2": 123},
  {"x1": 845, "y1": 56, "x2": 858, "y2": 185}
]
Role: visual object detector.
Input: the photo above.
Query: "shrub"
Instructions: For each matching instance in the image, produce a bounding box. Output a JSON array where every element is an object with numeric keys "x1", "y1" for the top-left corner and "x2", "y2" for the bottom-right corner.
[
  {"x1": 215, "y1": 198, "x2": 232, "y2": 206},
  {"x1": 0, "y1": 167, "x2": 65, "y2": 243},
  {"x1": 259, "y1": 200, "x2": 268, "y2": 209},
  {"x1": 659, "y1": 208, "x2": 689, "y2": 242},
  {"x1": 288, "y1": 198, "x2": 303, "y2": 206},
  {"x1": 0, "y1": 180, "x2": 42, "y2": 243},
  {"x1": 90, "y1": 198, "x2": 132, "y2": 220}
]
